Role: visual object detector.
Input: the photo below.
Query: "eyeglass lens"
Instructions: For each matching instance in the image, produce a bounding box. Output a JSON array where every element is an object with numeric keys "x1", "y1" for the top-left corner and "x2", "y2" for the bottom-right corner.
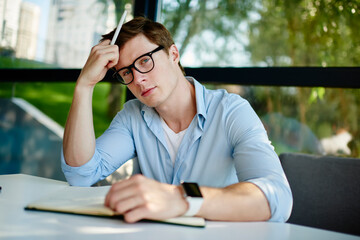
[{"x1": 117, "y1": 55, "x2": 154, "y2": 84}]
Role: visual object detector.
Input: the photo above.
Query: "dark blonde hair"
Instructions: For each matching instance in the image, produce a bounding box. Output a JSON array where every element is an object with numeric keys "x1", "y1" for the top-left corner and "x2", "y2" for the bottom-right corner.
[{"x1": 102, "y1": 17, "x2": 185, "y2": 75}]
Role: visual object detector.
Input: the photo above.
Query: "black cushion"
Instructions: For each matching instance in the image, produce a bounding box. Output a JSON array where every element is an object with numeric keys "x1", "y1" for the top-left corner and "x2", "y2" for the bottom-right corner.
[{"x1": 279, "y1": 153, "x2": 360, "y2": 236}]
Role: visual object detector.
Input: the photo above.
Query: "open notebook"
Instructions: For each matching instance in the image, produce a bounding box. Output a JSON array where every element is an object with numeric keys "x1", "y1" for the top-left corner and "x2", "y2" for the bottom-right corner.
[{"x1": 24, "y1": 185, "x2": 205, "y2": 228}]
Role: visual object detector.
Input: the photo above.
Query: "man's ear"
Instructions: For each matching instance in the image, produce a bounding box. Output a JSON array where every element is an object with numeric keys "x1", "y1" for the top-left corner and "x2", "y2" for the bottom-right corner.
[{"x1": 168, "y1": 44, "x2": 180, "y2": 64}]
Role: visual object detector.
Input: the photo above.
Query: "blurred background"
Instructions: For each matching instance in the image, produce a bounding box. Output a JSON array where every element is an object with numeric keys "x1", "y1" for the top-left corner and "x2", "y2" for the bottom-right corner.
[{"x1": 0, "y1": 0, "x2": 359, "y2": 180}]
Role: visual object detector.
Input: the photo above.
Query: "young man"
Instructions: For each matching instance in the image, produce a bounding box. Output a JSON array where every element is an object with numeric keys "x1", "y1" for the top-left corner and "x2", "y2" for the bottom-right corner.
[{"x1": 62, "y1": 17, "x2": 292, "y2": 223}]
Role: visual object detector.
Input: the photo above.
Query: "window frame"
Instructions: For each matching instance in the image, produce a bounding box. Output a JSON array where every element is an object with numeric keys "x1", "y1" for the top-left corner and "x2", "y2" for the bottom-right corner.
[{"x1": 1, "y1": 67, "x2": 359, "y2": 89}]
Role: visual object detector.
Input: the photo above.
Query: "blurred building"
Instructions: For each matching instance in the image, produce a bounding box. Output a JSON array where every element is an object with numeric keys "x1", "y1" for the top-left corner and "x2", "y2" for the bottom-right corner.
[
  {"x1": 0, "y1": 0, "x2": 40, "y2": 60},
  {"x1": 44, "y1": 0, "x2": 116, "y2": 68},
  {"x1": 16, "y1": 2, "x2": 40, "y2": 60},
  {"x1": 0, "y1": 0, "x2": 22, "y2": 51}
]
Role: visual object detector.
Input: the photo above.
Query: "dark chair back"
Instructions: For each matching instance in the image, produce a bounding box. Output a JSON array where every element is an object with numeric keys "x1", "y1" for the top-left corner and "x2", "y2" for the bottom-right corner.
[{"x1": 279, "y1": 153, "x2": 360, "y2": 236}]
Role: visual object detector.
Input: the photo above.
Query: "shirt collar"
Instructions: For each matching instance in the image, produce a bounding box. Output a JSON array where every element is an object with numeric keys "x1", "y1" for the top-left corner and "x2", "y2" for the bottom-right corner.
[
  {"x1": 141, "y1": 104, "x2": 158, "y2": 127},
  {"x1": 186, "y1": 76, "x2": 207, "y2": 130}
]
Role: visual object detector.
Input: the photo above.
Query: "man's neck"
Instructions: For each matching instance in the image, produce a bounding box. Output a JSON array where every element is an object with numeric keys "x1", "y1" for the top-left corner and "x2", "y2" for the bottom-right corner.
[{"x1": 155, "y1": 76, "x2": 196, "y2": 133}]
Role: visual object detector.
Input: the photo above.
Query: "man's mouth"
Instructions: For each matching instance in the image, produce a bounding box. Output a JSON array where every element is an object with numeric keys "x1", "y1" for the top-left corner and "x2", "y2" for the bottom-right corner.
[{"x1": 141, "y1": 87, "x2": 156, "y2": 97}]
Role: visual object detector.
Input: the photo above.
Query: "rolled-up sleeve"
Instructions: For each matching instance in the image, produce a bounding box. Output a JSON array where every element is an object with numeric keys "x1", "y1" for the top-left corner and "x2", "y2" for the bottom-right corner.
[
  {"x1": 61, "y1": 102, "x2": 137, "y2": 186},
  {"x1": 61, "y1": 148, "x2": 108, "y2": 186},
  {"x1": 225, "y1": 95, "x2": 293, "y2": 222}
]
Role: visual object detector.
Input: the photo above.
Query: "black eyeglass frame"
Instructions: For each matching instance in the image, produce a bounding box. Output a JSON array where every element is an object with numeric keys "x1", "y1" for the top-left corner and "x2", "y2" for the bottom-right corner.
[{"x1": 111, "y1": 45, "x2": 165, "y2": 85}]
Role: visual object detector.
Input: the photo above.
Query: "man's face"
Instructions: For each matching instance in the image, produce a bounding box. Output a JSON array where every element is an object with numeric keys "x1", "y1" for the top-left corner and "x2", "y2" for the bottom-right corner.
[{"x1": 116, "y1": 34, "x2": 180, "y2": 108}]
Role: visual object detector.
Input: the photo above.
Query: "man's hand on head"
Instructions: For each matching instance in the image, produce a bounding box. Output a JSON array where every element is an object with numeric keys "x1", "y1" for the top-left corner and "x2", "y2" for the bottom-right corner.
[
  {"x1": 104, "y1": 174, "x2": 188, "y2": 223},
  {"x1": 77, "y1": 39, "x2": 119, "y2": 88}
]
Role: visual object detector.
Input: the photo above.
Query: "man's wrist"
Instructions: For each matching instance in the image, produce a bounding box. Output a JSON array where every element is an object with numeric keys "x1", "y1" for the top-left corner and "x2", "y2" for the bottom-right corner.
[
  {"x1": 180, "y1": 182, "x2": 204, "y2": 217},
  {"x1": 75, "y1": 79, "x2": 95, "y2": 92},
  {"x1": 177, "y1": 185, "x2": 190, "y2": 214}
]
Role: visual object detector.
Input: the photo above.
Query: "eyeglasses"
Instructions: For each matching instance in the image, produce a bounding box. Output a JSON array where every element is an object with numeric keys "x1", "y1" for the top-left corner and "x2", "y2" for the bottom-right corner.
[{"x1": 111, "y1": 46, "x2": 164, "y2": 85}]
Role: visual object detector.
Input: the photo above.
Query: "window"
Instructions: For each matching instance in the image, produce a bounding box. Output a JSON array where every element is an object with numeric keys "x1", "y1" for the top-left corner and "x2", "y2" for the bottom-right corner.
[
  {"x1": 0, "y1": 0, "x2": 359, "y2": 157},
  {"x1": 160, "y1": 0, "x2": 360, "y2": 157}
]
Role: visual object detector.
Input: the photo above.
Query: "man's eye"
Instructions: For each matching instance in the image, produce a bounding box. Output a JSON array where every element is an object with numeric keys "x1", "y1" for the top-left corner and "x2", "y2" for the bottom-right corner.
[
  {"x1": 121, "y1": 70, "x2": 131, "y2": 77},
  {"x1": 140, "y1": 57, "x2": 150, "y2": 65}
]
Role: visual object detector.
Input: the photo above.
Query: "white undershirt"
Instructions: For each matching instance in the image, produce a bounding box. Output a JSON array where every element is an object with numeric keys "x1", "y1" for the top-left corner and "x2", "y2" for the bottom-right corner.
[{"x1": 161, "y1": 118, "x2": 187, "y2": 165}]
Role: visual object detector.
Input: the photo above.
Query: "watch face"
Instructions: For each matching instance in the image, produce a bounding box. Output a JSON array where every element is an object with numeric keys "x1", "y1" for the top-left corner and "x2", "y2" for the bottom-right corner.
[{"x1": 182, "y1": 182, "x2": 203, "y2": 197}]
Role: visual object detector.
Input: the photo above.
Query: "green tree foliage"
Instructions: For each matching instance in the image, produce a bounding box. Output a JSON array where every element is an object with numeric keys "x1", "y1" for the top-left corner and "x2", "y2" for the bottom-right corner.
[
  {"x1": 248, "y1": 0, "x2": 360, "y2": 66},
  {"x1": 246, "y1": 0, "x2": 360, "y2": 157},
  {"x1": 162, "y1": 0, "x2": 255, "y2": 66}
]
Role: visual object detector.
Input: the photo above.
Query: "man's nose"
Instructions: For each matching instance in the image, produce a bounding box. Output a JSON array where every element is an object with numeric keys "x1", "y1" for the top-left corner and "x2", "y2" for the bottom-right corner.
[{"x1": 132, "y1": 70, "x2": 146, "y2": 84}]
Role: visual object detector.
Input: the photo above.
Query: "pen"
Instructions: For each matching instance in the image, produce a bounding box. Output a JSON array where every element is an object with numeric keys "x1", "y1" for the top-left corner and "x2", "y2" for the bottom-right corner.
[{"x1": 110, "y1": 10, "x2": 127, "y2": 45}]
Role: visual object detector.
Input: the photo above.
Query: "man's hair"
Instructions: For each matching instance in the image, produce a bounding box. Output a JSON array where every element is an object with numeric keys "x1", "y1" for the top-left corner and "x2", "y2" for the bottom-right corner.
[{"x1": 102, "y1": 17, "x2": 185, "y2": 75}]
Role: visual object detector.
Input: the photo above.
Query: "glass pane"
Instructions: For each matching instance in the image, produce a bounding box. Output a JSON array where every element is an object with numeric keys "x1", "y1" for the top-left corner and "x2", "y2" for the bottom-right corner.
[
  {"x1": 0, "y1": 0, "x2": 133, "y2": 69},
  {"x1": 161, "y1": 0, "x2": 360, "y2": 67},
  {"x1": 0, "y1": 82, "x2": 112, "y2": 137},
  {"x1": 211, "y1": 84, "x2": 360, "y2": 158}
]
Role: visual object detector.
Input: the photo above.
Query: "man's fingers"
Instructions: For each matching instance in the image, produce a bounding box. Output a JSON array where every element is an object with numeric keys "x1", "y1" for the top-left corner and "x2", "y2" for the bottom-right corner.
[
  {"x1": 100, "y1": 51, "x2": 119, "y2": 69},
  {"x1": 99, "y1": 39, "x2": 111, "y2": 46},
  {"x1": 106, "y1": 186, "x2": 140, "y2": 210},
  {"x1": 105, "y1": 175, "x2": 145, "y2": 207},
  {"x1": 104, "y1": 175, "x2": 184, "y2": 223},
  {"x1": 90, "y1": 44, "x2": 118, "y2": 60},
  {"x1": 123, "y1": 205, "x2": 151, "y2": 223},
  {"x1": 113, "y1": 194, "x2": 147, "y2": 214}
]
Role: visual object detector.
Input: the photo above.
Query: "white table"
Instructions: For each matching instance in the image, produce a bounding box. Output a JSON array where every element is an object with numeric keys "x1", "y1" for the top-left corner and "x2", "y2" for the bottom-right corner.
[{"x1": 0, "y1": 174, "x2": 359, "y2": 240}]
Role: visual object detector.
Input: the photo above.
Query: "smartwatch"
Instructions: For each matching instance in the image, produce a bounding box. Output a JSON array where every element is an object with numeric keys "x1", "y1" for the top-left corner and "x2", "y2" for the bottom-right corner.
[{"x1": 181, "y1": 182, "x2": 204, "y2": 217}]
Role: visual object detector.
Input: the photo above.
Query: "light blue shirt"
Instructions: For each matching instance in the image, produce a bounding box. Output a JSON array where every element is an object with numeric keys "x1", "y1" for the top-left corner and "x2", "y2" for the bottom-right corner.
[{"x1": 61, "y1": 77, "x2": 293, "y2": 222}]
